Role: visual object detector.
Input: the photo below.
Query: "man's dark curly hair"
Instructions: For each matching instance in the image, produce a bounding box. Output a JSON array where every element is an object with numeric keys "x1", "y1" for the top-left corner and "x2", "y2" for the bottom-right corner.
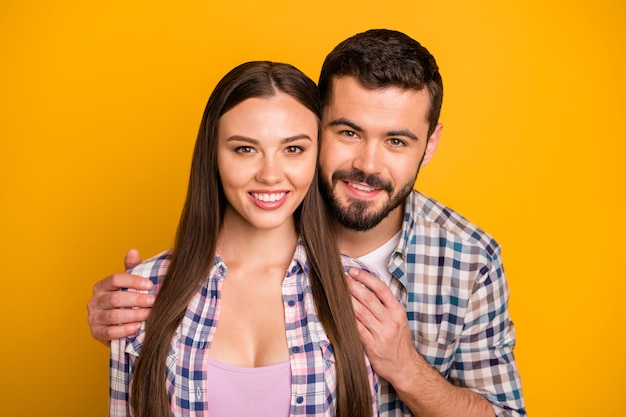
[{"x1": 319, "y1": 29, "x2": 443, "y2": 136}]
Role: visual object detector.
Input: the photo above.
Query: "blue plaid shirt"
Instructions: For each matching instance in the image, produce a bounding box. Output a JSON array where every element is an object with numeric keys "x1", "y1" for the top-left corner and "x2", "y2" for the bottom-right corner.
[
  {"x1": 378, "y1": 190, "x2": 525, "y2": 417},
  {"x1": 109, "y1": 243, "x2": 378, "y2": 417}
]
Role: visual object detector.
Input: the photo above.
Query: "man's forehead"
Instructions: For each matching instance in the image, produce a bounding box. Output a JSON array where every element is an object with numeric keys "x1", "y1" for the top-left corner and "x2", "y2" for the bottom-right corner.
[
  {"x1": 323, "y1": 76, "x2": 431, "y2": 111},
  {"x1": 321, "y1": 78, "x2": 431, "y2": 133}
]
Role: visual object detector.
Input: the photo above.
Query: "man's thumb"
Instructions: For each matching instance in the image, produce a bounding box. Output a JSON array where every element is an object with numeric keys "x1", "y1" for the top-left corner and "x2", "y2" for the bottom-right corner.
[{"x1": 124, "y1": 248, "x2": 142, "y2": 270}]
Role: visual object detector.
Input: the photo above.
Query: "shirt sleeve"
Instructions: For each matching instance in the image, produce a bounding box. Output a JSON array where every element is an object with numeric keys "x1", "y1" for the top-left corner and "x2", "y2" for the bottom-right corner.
[
  {"x1": 366, "y1": 355, "x2": 380, "y2": 416},
  {"x1": 108, "y1": 252, "x2": 170, "y2": 417},
  {"x1": 450, "y1": 246, "x2": 526, "y2": 417},
  {"x1": 109, "y1": 337, "x2": 132, "y2": 417}
]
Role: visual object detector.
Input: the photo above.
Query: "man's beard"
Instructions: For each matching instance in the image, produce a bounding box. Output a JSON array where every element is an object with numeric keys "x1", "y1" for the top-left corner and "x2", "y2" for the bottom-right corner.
[{"x1": 320, "y1": 168, "x2": 416, "y2": 232}]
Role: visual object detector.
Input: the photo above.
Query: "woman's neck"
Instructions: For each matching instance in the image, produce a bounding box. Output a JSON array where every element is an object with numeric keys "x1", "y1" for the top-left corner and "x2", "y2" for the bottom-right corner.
[{"x1": 217, "y1": 208, "x2": 298, "y2": 269}]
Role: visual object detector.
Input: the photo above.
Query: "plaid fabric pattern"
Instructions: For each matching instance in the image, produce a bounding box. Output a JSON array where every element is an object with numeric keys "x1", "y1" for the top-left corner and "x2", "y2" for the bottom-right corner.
[
  {"x1": 109, "y1": 243, "x2": 378, "y2": 417},
  {"x1": 377, "y1": 190, "x2": 525, "y2": 416}
]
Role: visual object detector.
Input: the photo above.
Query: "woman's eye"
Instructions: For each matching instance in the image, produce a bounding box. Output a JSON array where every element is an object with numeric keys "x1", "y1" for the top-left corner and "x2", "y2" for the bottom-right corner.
[
  {"x1": 235, "y1": 146, "x2": 254, "y2": 154},
  {"x1": 285, "y1": 146, "x2": 303, "y2": 154}
]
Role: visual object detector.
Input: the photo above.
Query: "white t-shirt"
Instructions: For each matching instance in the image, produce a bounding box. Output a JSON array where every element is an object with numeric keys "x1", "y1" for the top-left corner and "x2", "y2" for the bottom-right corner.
[{"x1": 357, "y1": 231, "x2": 401, "y2": 285}]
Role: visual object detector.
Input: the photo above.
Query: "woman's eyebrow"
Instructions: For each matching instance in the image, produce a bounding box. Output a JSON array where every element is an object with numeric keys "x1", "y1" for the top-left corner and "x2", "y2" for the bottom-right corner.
[{"x1": 225, "y1": 134, "x2": 313, "y2": 143}]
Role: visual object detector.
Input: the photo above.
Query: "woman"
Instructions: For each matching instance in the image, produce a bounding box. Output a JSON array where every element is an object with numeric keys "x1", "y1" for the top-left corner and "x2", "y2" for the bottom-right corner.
[{"x1": 109, "y1": 61, "x2": 377, "y2": 417}]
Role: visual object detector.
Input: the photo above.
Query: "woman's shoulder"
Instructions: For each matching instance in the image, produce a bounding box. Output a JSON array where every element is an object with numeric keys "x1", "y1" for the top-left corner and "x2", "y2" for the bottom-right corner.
[{"x1": 126, "y1": 249, "x2": 172, "y2": 291}]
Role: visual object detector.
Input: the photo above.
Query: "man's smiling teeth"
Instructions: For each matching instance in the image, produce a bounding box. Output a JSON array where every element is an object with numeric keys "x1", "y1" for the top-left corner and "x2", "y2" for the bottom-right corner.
[
  {"x1": 251, "y1": 192, "x2": 286, "y2": 202},
  {"x1": 347, "y1": 181, "x2": 376, "y2": 192}
]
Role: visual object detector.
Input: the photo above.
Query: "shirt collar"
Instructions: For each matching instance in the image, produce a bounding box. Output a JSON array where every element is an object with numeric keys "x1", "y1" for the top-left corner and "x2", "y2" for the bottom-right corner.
[
  {"x1": 287, "y1": 239, "x2": 308, "y2": 277},
  {"x1": 389, "y1": 190, "x2": 423, "y2": 289}
]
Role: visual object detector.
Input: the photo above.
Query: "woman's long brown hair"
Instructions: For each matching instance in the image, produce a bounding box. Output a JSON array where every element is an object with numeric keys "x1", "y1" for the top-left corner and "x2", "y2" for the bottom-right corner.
[{"x1": 130, "y1": 61, "x2": 373, "y2": 417}]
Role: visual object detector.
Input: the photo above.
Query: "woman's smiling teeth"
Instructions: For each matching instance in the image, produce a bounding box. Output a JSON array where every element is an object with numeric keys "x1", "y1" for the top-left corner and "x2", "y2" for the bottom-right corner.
[{"x1": 250, "y1": 192, "x2": 287, "y2": 202}]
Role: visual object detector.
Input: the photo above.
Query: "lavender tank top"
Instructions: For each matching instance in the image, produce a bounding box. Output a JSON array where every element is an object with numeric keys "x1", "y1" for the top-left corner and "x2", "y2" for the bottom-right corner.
[{"x1": 205, "y1": 356, "x2": 292, "y2": 416}]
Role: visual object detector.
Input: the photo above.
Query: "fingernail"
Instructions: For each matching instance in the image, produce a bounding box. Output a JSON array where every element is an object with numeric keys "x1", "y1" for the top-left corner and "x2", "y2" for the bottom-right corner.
[
  {"x1": 348, "y1": 268, "x2": 359, "y2": 277},
  {"x1": 146, "y1": 295, "x2": 155, "y2": 306}
]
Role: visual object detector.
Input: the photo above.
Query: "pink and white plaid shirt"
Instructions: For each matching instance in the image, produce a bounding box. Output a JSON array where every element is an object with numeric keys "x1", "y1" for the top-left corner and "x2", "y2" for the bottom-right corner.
[{"x1": 110, "y1": 243, "x2": 378, "y2": 417}]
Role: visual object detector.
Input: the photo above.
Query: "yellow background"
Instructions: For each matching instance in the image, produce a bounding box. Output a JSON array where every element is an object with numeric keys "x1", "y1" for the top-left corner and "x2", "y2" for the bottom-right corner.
[{"x1": 1, "y1": 1, "x2": 624, "y2": 415}]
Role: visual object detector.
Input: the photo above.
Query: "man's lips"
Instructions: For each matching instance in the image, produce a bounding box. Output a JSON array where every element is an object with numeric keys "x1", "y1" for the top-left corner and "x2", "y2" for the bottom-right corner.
[
  {"x1": 342, "y1": 180, "x2": 384, "y2": 198},
  {"x1": 331, "y1": 169, "x2": 393, "y2": 195},
  {"x1": 344, "y1": 180, "x2": 378, "y2": 193}
]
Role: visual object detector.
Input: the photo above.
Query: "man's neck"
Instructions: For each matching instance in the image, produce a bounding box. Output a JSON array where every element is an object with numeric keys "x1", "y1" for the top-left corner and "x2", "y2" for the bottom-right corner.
[{"x1": 334, "y1": 205, "x2": 404, "y2": 258}]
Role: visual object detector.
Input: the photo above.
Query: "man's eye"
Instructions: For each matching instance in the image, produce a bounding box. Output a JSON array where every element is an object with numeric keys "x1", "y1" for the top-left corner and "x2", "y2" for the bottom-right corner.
[
  {"x1": 340, "y1": 130, "x2": 357, "y2": 138},
  {"x1": 389, "y1": 138, "x2": 407, "y2": 147}
]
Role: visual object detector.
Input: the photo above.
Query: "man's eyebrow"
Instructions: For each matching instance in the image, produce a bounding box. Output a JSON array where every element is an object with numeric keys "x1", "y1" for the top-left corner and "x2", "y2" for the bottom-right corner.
[
  {"x1": 386, "y1": 129, "x2": 419, "y2": 141},
  {"x1": 327, "y1": 118, "x2": 364, "y2": 132},
  {"x1": 328, "y1": 118, "x2": 419, "y2": 141}
]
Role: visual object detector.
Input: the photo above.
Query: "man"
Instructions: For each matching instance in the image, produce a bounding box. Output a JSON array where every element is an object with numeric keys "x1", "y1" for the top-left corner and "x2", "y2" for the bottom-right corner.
[{"x1": 88, "y1": 29, "x2": 525, "y2": 416}]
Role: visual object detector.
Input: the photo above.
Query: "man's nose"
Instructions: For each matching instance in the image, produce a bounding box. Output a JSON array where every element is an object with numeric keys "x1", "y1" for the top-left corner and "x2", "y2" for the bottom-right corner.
[{"x1": 352, "y1": 141, "x2": 383, "y2": 174}]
